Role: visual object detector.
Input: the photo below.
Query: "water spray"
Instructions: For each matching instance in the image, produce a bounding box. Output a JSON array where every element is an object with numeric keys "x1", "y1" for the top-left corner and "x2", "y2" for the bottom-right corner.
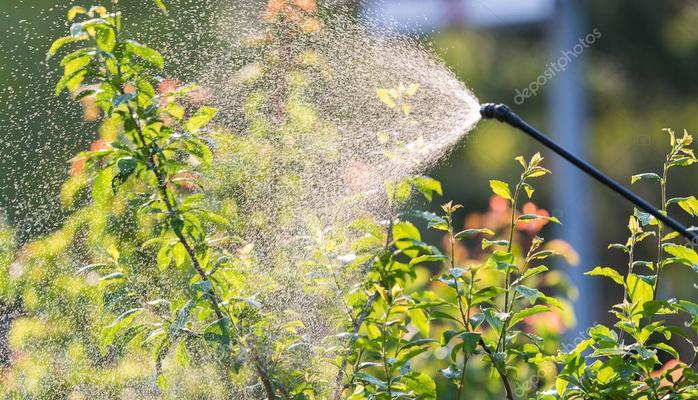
[{"x1": 480, "y1": 103, "x2": 698, "y2": 243}]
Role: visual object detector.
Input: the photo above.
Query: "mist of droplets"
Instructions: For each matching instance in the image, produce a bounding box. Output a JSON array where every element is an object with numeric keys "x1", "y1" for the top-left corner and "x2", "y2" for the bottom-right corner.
[{"x1": 187, "y1": 2, "x2": 480, "y2": 348}]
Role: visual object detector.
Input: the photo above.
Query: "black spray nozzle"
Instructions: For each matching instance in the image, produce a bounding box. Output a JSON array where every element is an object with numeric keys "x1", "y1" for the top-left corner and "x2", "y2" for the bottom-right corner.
[
  {"x1": 480, "y1": 103, "x2": 512, "y2": 122},
  {"x1": 479, "y1": 102, "x2": 698, "y2": 244}
]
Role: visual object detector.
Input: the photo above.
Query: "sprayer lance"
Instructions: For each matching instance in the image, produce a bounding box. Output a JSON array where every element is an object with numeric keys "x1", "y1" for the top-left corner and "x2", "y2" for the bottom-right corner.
[{"x1": 480, "y1": 102, "x2": 698, "y2": 244}]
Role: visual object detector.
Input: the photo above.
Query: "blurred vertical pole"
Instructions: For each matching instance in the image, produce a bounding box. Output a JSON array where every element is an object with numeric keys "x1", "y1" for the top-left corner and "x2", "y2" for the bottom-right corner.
[{"x1": 548, "y1": 0, "x2": 598, "y2": 334}]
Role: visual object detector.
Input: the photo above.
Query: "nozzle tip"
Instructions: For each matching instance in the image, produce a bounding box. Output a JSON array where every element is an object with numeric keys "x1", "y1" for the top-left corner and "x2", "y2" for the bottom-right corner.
[{"x1": 480, "y1": 103, "x2": 511, "y2": 122}]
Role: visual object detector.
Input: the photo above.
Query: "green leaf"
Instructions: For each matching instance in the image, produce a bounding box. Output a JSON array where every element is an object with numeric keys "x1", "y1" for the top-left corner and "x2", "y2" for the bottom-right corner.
[
  {"x1": 354, "y1": 372, "x2": 387, "y2": 389},
  {"x1": 509, "y1": 305, "x2": 549, "y2": 327},
  {"x1": 387, "y1": 179, "x2": 413, "y2": 205},
  {"x1": 664, "y1": 244, "x2": 698, "y2": 267},
  {"x1": 175, "y1": 340, "x2": 190, "y2": 367},
  {"x1": 154, "y1": 0, "x2": 168, "y2": 14},
  {"x1": 626, "y1": 273, "x2": 654, "y2": 313},
  {"x1": 526, "y1": 167, "x2": 551, "y2": 178},
  {"x1": 441, "y1": 329, "x2": 465, "y2": 345},
  {"x1": 107, "y1": 308, "x2": 144, "y2": 329},
  {"x1": 539, "y1": 294, "x2": 562, "y2": 309},
  {"x1": 411, "y1": 176, "x2": 442, "y2": 201},
  {"x1": 100, "y1": 272, "x2": 125, "y2": 282},
  {"x1": 515, "y1": 285, "x2": 540, "y2": 304},
  {"x1": 101, "y1": 308, "x2": 144, "y2": 348},
  {"x1": 631, "y1": 173, "x2": 662, "y2": 184},
  {"x1": 125, "y1": 40, "x2": 164, "y2": 69},
  {"x1": 634, "y1": 209, "x2": 656, "y2": 226},
  {"x1": 668, "y1": 156, "x2": 697, "y2": 168},
  {"x1": 157, "y1": 246, "x2": 172, "y2": 270},
  {"x1": 408, "y1": 308, "x2": 430, "y2": 336},
  {"x1": 192, "y1": 280, "x2": 213, "y2": 296},
  {"x1": 431, "y1": 310, "x2": 461, "y2": 323},
  {"x1": 522, "y1": 183, "x2": 535, "y2": 198},
  {"x1": 482, "y1": 239, "x2": 509, "y2": 250},
  {"x1": 555, "y1": 376, "x2": 568, "y2": 396},
  {"x1": 76, "y1": 263, "x2": 108, "y2": 275},
  {"x1": 55, "y1": 68, "x2": 88, "y2": 95},
  {"x1": 484, "y1": 308, "x2": 509, "y2": 332},
  {"x1": 676, "y1": 196, "x2": 698, "y2": 217},
  {"x1": 673, "y1": 299, "x2": 698, "y2": 317},
  {"x1": 67, "y1": 6, "x2": 87, "y2": 21},
  {"x1": 172, "y1": 299, "x2": 197, "y2": 333},
  {"x1": 61, "y1": 57, "x2": 92, "y2": 86},
  {"x1": 458, "y1": 332, "x2": 481, "y2": 355},
  {"x1": 454, "y1": 228, "x2": 494, "y2": 240},
  {"x1": 486, "y1": 250, "x2": 516, "y2": 271},
  {"x1": 585, "y1": 266, "x2": 624, "y2": 285},
  {"x1": 93, "y1": 167, "x2": 115, "y2": 205},
  {"x1": 185, "y1": 106, "x2": 218, "y2": 131},
  {"x1": 588, "y1": 324, "x2": 618, "y2": 347},
  {"x1": 513, "y1": 265, "x2": 549, "y2": 284},
  {"x1": 404, "y1": 372, "x2": 436, "y2": 399},
  {"x1": 402, "y1": 338, "x2": 439, "y2": 350},
  {"x1": 641, "y1": 300, "x2": 673, "y2": 318},
  {"x1": 652, "y1": 342, "x2": 679, "y2": 359},
  {"x1": 165, "y1": 102, "x2": 185, "y2": 121},
  {"x1": 489, "y1": 180, "x2": 512, "y2": 200},
  {"x1": 393, "y1": 221, "x2": 421, "y2": 242},
  {"x1": 408, "y1": 254, "x2": 448, "y2": 267},
  {"x1": 112, "y1": 157, "x2": 136, "y2": 191},
  {"x1": 518, "y1": 214, "x2": 561, "y2": 224},
  {"x1": 427, "y1": 216, "x2": 448, "y2": 231},
  {"x1": 95, "y1": 24, "x2": 115, "y2": 52},
  {"x1": 471, "y1": 286, "x2": 505, "y2": 306},
  {"x1": 172, "y1": 243, "x2": 189, "y2": 268},
  {"x1": 47, "y1": 35, "x2": 88, "y2": 60},
  {"x1": 529, "y1": 250, "x2": 560, "y2": 260}
]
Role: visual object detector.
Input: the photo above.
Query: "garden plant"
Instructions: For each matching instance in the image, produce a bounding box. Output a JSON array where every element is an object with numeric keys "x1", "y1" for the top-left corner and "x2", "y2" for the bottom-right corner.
[{"x1": 0, "y1": 1, "x2": 696, "y2": 399}]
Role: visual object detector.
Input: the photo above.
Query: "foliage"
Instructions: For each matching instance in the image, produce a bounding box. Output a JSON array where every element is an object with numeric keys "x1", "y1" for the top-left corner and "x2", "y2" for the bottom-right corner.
[
  {"x1": 547, "y1": 129, "x2": 698, "y2": 400},
  {"x1": 0, "y1": 1, "x2": 696, "y2": 400}
]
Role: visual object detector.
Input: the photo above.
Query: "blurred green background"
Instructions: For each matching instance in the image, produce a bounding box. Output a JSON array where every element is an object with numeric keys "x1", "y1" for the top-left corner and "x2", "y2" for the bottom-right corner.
[{"x1": 1, "y1": 0, "x2": 696, "y2": 343}]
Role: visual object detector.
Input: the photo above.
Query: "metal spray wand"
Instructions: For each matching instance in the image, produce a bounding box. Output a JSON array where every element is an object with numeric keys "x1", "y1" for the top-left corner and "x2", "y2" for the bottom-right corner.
[{"x1": 480, "y1": 102, "x2": 698, "y2": 243}]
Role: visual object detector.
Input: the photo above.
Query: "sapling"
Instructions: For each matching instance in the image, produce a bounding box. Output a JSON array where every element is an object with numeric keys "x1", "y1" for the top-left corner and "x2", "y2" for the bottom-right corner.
[
  {"x1": 428, "y1": 153, "x2": 564, "y2": 400},
  {"x1": 46, "y1": 1, "x2": 287, "y2": 398},
  {"x1": 552, "y1": 129, "x2": 698, "y2": 400}
]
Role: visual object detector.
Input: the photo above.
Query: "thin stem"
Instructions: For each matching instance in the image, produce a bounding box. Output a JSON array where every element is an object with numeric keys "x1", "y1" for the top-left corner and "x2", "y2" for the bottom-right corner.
[
  {"x1": 653, "y1": 161, "x2": 669, "y2": 301},
  {"x1": 449, "y1": 224, "x2": 470, "y2": 399},
  {"x1": 466, "y1": 272, "x2": 475, "y2": 329},
  {"x1": 497, "y1": 244, "x2": 536, "y2": 352},
  {"x1": 457, "y1": 353, "x2": 468, "y2": 400},
  {"x1": 618, "y1": 231, "x2": 636, "y2": 345},
  {"x1": 381, "y1": 305, "x2": 394, "y2": 398},
  {"x1": 501, "y1": 182, "x2": 522, "y2": 354},
  {"x1": 456, "y1": 272, "x2": 477, "y2": 400},
  {"x1": 507, "y1": 183, "x2": 522, "y2": 254},
  {"x1": 449, "y1": 223, "x2": 469, "y2": 328}
]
